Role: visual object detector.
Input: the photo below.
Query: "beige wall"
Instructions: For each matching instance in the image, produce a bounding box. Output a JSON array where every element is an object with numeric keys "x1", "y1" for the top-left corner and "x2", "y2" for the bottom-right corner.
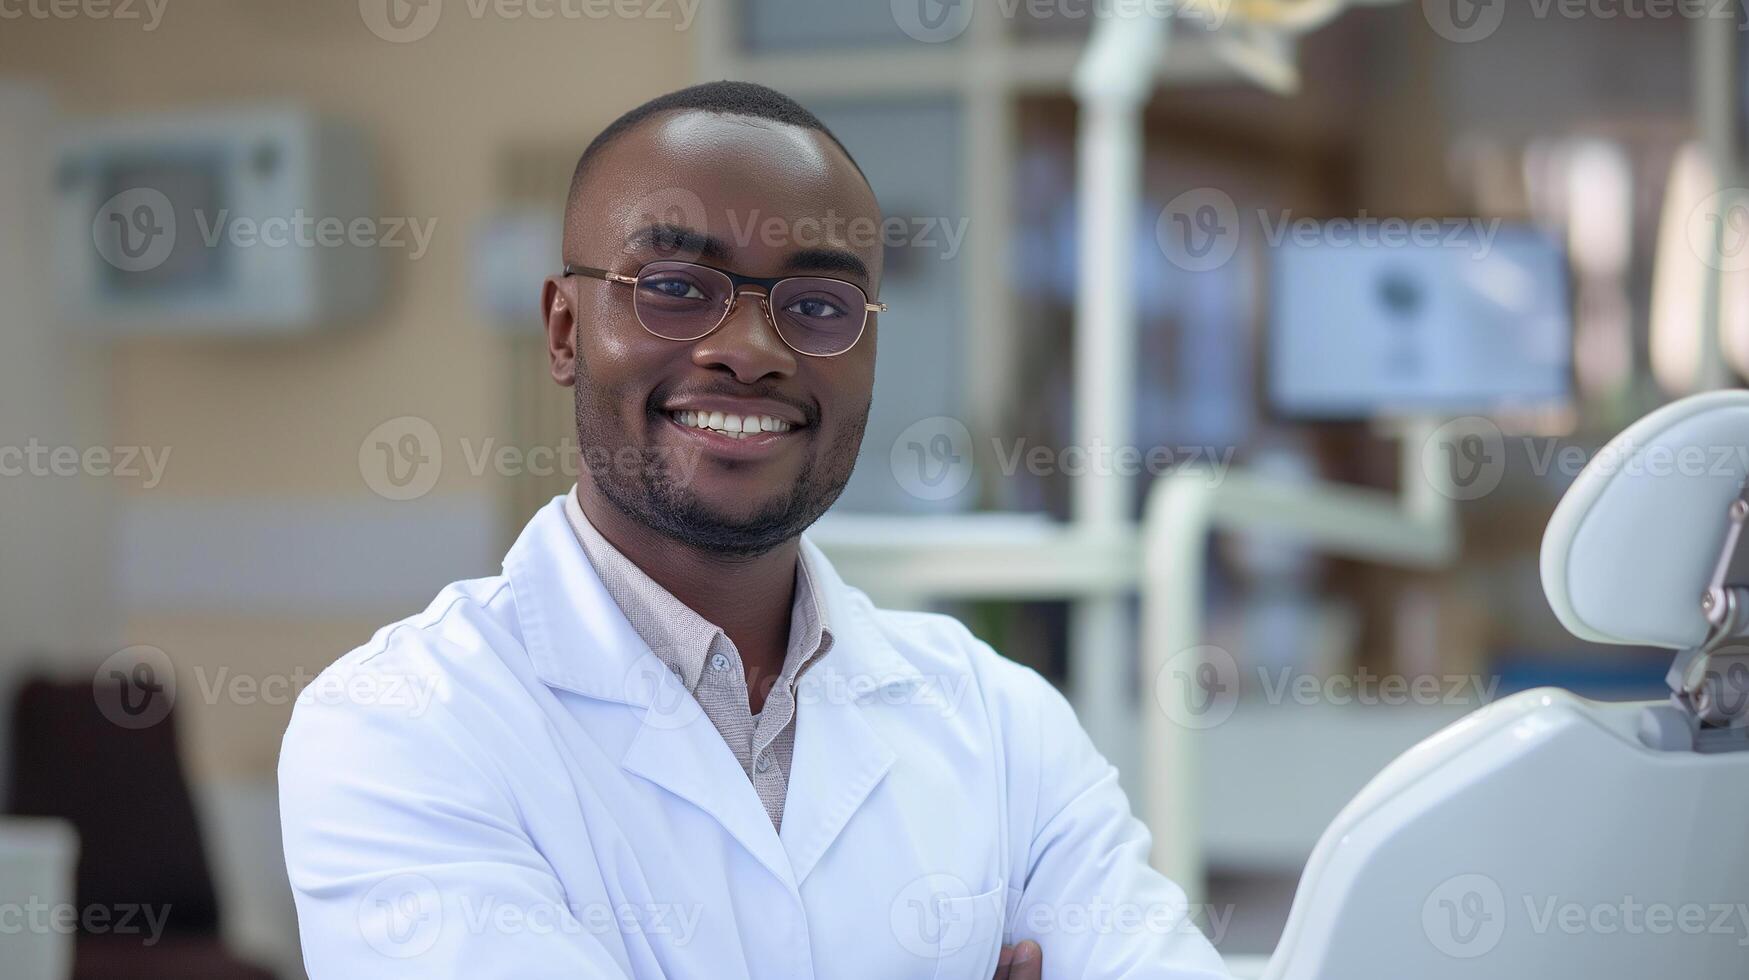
[{"x1": 0, "y1": 1, "x2": 694, "y2": 781}]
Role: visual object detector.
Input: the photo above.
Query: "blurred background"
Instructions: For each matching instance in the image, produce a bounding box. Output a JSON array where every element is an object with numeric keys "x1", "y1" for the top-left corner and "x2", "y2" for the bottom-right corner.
[{"x1": 0, "y1": 0, "x2": 1743, "y2": 976}]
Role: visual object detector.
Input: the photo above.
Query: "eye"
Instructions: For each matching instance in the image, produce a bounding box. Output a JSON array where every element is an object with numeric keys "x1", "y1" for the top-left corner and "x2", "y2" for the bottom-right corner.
[
  {"x1": 784, "y1": 295, "x2": 849, "y2": 320},
  {"x1": 643, "y1": 276, "x2": 707, "y2": 300}
]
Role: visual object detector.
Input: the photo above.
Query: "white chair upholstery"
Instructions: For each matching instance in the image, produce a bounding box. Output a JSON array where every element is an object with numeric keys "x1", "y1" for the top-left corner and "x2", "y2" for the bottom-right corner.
[{"x1": 1259, "y1": 391, "x2": 1749, "y2": 979}]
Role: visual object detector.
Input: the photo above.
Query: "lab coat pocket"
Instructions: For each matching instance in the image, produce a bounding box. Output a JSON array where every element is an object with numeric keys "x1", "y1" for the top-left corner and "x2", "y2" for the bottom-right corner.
[{"x1": 906, "y1": 877, "x2": 1007, "y2": 980}]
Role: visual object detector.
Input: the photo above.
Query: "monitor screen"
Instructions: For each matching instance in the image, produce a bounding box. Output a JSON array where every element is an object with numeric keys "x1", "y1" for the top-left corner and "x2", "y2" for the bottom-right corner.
[{"x1": 1267, "y1": 223, "x2": 1572, "y2": 419}]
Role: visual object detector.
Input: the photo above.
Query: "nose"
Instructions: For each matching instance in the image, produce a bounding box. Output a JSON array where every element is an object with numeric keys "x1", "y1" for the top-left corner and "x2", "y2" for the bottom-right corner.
[{"x1": 690, "y1": 286, "x2": 798, "y2": 383}]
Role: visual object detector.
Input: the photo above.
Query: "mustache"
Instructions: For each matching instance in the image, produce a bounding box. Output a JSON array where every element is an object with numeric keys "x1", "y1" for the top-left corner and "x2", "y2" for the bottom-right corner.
[{"x1": 649, "y1": 381, "x2": 819, "y2": 427}]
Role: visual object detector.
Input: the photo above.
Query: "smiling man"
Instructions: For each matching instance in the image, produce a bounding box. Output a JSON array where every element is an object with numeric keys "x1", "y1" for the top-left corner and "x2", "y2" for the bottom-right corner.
[{"x1": 279, "y1": 81, "x2": 1228, "y2": 980}]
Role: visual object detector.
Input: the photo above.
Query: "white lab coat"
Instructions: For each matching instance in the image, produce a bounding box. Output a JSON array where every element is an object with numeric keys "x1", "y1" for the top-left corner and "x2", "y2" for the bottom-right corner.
[{"x1": 279, "y1": 495, "x2": 1230, "y2": 979}]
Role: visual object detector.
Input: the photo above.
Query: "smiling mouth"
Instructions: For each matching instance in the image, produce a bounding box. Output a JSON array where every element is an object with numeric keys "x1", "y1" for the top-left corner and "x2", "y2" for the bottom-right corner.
[{"x1": 667, "y1": 409, "x2": 797, "y2": 441}]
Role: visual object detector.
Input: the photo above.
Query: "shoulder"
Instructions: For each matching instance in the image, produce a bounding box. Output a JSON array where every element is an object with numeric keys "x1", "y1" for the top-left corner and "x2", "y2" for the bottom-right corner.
[
  {"x1": 279, "y1": 573, "x2": 532, "y2": 778},
  {"x1": 858, "y1": 596, "x2": 1080, "y2": 736}
]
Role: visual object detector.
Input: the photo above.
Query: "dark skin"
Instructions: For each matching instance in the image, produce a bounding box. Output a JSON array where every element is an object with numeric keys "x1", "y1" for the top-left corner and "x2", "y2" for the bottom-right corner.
[{"x1": 542, "y1": 109, "x2": 1041, "y2": 977}]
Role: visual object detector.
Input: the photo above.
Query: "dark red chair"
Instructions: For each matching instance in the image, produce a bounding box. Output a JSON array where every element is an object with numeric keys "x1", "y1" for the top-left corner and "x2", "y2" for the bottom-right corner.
[{"x1": 6, "y1": 676, "x2": 277, "y2": 979}]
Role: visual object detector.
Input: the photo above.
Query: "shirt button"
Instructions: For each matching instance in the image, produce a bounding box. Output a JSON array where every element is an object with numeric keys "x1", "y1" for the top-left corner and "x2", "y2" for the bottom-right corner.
[
  {"x1": 755, "y1": 754, "x2": 773, "y2": 774},
  {"x1": 709, "y1": 652, "x2": 730, "y2": 671}
]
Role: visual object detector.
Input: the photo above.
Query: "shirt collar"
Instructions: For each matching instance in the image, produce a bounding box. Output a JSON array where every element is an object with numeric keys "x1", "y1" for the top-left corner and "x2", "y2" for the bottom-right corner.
[{"x1": 562, "y1": 487, "x2": 833, "y2": 692}]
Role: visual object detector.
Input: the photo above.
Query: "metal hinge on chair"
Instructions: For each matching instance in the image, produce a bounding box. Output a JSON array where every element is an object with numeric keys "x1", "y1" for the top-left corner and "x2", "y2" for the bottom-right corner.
[{"x1": 1660, "y1": 483, "x2": 1749, "y2": 752}]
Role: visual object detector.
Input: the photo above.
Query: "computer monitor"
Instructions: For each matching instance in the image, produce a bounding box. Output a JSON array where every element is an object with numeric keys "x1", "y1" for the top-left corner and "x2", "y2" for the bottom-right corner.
[{"x1": 1267, "y1": 223, "x2": 1572, "y2": 419}]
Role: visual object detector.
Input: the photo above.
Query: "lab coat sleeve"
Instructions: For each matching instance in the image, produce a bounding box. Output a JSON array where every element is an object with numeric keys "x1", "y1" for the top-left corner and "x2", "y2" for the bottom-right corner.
[
  {"x1": 278, "y1": 649, "x2": 632, "y2": 979},
  {"x1": 995, "y1": 654, "x2": 1233, "y2": 980}
]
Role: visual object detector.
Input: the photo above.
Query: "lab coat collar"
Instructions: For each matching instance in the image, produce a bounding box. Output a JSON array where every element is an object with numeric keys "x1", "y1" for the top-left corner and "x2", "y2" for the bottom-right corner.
[
  {"x1": 505, "y1": 495, "x2": 922, "y2": 703},
  {"x1": 503, "y1": 496, "x2": 924, "y2": 886}
]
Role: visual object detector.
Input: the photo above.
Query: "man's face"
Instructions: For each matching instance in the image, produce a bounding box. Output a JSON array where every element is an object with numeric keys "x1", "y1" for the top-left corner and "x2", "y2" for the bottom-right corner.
[{"x1": 546, "y1": 111, "x2": 882, "y2": 557}]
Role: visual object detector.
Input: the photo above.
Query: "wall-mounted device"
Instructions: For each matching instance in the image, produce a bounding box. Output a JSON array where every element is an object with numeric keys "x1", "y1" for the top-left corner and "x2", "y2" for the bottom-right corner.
[
  {"x1": 1268, "y1": 224, "x2": 1573, "y2": 418},
  {"x1": 52, "y1": 106, "x2": 379, "y2": 336}
]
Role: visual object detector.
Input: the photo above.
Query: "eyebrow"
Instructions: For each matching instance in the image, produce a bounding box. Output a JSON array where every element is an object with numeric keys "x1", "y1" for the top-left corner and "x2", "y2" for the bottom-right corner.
[
  {"x1": 623, "y1": 223, "x2": 872, "y2": 283},
  {"x1": 782, "y1": 247, "x2": 870, "y2": 283},
  {"x1": 622, "y1": 224, "x2": 733, "y2": 264}
]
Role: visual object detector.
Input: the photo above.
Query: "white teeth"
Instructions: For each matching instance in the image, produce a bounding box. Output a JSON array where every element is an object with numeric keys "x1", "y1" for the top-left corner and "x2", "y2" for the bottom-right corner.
[{"x1": 670, "y1": 410, "x2": 795, "y2": 438}]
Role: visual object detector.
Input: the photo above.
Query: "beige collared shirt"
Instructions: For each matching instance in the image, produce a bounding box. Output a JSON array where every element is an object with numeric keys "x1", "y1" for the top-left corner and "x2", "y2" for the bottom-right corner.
[{"x1": 562, "y1": 488, "x2": 832, "y2": 831}]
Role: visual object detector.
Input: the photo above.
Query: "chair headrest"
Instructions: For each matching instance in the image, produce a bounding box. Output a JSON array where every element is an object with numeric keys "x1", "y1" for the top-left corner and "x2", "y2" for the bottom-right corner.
[{"x1": 1542, "y1": 389, "x2": 1749, "y2": 649}]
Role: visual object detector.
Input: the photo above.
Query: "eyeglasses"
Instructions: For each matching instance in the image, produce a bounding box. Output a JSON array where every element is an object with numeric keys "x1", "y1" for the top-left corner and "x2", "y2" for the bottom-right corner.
[{"x1": 562, "y1": 260, "x2": 884, "y2": 358}]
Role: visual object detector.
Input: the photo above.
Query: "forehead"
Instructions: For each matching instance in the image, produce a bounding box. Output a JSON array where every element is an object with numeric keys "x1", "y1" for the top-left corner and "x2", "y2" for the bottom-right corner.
[{"x1": 569, "y1": 111, "x2": 883, "y2": 279}]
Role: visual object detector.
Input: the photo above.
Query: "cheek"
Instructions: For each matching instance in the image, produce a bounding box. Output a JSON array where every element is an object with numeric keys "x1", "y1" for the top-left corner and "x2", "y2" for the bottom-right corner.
[
  {"x1": 577, "y1": 308, "x2": 667, "y2": 407},
  {"x1": 814, "y1": 356, "x2": 876, "y2": 429}
]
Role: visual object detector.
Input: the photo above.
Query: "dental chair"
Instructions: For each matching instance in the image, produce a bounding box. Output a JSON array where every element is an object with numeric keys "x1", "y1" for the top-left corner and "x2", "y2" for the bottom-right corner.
[{"x1": 1257, "y1": 390, "x2": 1749, "y2": 979}]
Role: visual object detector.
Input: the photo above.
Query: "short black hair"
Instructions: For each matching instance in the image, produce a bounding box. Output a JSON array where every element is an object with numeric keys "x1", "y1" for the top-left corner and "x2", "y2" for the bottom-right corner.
[{"x1": 564, "y1": 80, "x2": 867, "y2": 215}]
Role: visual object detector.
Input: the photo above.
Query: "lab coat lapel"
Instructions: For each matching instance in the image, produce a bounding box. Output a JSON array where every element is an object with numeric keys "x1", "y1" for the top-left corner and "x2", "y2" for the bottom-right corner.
[
  {"x1": 779, "y1": 538, "x2": 924, "y2": 884},
  {"x1": 505, "y1": 497, "x2": 795, "y2": 888},
  {"x1": 618, "y1": 682, "x2": 797, "y2": 889}
]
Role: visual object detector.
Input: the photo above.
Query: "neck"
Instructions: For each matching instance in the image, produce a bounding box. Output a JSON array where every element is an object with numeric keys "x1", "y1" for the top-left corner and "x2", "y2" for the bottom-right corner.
[{"x1": 575, "y1": 483, "x2": 796, "y2": 679}]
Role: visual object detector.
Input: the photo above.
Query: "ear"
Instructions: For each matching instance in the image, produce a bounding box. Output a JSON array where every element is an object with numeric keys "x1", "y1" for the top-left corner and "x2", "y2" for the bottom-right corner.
[{"x1": 542, "y1": 276, "x2": 576, "y2": 387}]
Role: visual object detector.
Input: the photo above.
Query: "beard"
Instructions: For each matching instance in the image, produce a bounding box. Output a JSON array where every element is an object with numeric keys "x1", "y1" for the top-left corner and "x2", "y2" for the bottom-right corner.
[{"x1": 572, "y1": 357, "x2": 867, "y2": 560}]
